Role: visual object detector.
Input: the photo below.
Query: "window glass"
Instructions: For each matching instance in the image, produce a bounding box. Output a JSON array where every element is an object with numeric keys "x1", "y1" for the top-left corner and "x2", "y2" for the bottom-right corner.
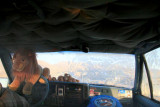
[
  {"x1": 145, "y1": 47, "x2": 160, "y2": 101},
  {"x1": 37, "y1": 52, "x2": 135, "y2": 88},
  {"x1": 0, "y1": 59, "x2": 8, "y2": 87},
  {"x1": 141, "y1": 64, "x2": 151, "y2": 98}
]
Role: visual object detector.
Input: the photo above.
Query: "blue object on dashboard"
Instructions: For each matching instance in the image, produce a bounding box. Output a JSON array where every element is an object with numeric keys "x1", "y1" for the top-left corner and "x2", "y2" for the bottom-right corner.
[{"x1": 87, "y1": 95, "x2": 122, "y2": 107}]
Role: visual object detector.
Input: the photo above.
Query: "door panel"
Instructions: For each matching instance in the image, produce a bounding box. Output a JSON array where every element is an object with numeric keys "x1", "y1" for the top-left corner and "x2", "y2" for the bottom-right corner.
[{"x1": 134, "y1": 95, "x2": 160, "y2": 107}]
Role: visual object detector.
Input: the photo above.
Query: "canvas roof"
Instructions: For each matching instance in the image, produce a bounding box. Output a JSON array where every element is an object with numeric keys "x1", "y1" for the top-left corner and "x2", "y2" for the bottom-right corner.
[{"x1": 0, "y1": 0, "x2": 160, "y2": 53}]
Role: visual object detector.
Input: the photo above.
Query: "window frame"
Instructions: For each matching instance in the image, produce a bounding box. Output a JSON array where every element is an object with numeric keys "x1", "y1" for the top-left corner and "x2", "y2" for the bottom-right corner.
[
  {"x1": 134, "y1": 54, "x2": 143, "y2": 96},
  {"x1": 141, "y1": 55, "x2": 153, "y2": 99},
  {"x1": 140, "y1": 48, "x2": 160, "y2": 103}
]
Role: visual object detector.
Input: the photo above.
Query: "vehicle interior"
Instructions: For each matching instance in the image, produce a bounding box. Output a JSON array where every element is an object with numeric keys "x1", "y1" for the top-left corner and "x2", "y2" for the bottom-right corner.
[{"x1": 0, "y1": 0, "x2": 160, "y2": 107}]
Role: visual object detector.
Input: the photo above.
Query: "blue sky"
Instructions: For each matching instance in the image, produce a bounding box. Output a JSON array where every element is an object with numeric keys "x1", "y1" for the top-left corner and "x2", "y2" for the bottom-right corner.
[
  {"x1": 36, "y1": 51, "x2": 135, "y2": 64},
  {"x1": 37, "y1": 51, "x2": 80, "y2": 64}
]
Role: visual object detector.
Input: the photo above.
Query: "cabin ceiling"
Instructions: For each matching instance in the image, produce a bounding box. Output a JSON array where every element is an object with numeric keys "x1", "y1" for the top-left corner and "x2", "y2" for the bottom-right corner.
[{"x1": 0, "y1": 0, "x2": 160, "y2": 53}]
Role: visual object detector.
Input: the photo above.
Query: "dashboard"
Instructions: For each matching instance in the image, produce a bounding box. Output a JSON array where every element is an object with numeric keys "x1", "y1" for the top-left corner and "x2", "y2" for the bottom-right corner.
[
  {"x1": 44, "y1": 82, "x2": 133, "y2": 107},
  {"x1": 44, "y1": 82, "x2": 89, "y2": 107}
]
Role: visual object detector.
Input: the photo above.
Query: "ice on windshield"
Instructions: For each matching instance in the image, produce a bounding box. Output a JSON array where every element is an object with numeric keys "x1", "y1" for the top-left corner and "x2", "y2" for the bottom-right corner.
[{"x1": 37, "y1": 52, "x2": 135, "y2": 89}]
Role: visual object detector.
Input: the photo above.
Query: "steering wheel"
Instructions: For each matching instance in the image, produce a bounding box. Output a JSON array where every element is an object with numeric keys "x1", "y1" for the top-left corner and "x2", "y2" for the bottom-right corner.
[{"x1": 25, "y1": 76, "x2": 49, "y2": 107}]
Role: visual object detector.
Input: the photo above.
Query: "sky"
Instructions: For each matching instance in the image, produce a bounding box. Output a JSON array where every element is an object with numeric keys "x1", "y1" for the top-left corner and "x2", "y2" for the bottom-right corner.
[
  {"x1": 36, "y1": 51, "x2": 135, "y2": 64},
  {"x1": 37, "y1": 51, "x2": 80, "y2": 64}
]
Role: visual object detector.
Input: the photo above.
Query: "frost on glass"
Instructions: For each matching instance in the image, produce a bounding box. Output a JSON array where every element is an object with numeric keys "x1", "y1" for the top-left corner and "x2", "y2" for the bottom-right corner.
[
  {"x1": 145, "y1": 48, "x2": 160, "y2": 101},
  {"x1": 37, "y1": 52, "x2": 135, "y2": 88}
]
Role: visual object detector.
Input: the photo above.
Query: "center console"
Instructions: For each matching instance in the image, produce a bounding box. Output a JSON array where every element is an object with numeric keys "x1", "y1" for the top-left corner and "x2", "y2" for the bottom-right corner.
[{"x1": 44, "y1": 82, "x2": 89, "y2": 107}]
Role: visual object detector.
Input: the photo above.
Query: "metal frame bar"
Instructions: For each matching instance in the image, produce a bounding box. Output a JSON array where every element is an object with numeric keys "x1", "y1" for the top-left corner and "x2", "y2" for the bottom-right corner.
[
  {"x1": 133, "y1": 54, "x2": 143, "y2": 95},
  {"x1": 142, "y1": 55, "x2": 153, "y2": 99}
]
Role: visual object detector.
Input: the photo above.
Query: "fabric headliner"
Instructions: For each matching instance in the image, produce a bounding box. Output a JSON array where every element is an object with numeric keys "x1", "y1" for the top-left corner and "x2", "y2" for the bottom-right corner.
[{"x1": 0, "y1": 0, "x2": 160, "y2": 53}]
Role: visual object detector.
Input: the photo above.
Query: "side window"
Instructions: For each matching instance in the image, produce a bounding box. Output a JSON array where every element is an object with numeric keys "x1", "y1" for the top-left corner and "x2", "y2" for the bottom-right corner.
[
  {"x1": 0, "y1": 59, "x2": 9, "y2": 87},
  {"x1": 145, "y1": 47, "x2": 160, "y2": 101},
  {"x1": 141, "y1": 64, "x2": 151, "y2": 98}
]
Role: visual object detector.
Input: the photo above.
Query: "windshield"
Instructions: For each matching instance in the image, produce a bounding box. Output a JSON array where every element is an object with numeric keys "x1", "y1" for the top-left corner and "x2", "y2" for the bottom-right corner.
[{"x1": 37, "y1": 52, "x2": 135, "y2": 88}]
